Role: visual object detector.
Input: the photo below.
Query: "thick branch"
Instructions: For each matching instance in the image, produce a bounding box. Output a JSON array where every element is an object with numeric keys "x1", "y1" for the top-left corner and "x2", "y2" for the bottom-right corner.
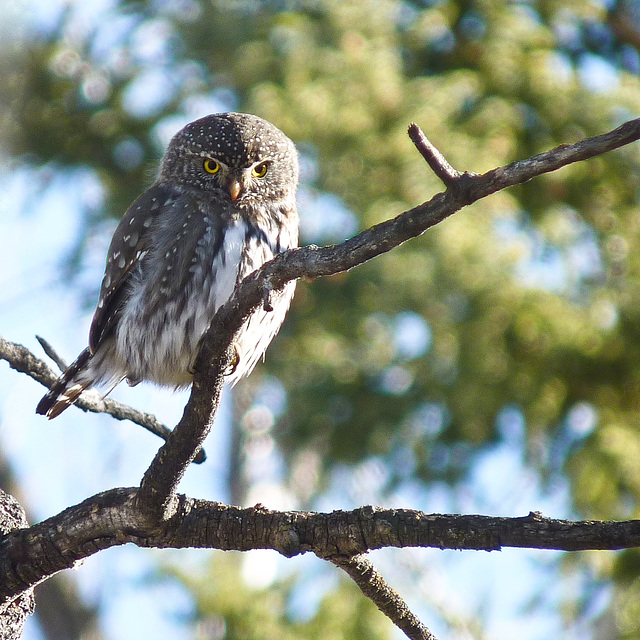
[
  {"x1": 135, "y1": 344, "x2": 233, "y2": 519},
  {"x1": 141, "y1": 117, "x2": 640, "y2": 519},
  {"x1": 2, "y1": 497, "x2": 640, "y2": 604}
]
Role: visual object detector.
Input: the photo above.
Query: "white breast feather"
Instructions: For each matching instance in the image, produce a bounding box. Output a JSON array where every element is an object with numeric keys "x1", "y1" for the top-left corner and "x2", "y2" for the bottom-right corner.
[{"x1": 210, "y1": 219, "x2": 247, "y2": 310}]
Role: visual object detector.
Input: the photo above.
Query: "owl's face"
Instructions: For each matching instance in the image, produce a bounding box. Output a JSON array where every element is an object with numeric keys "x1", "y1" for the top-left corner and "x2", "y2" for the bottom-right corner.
[{"x1": 160, "y1": 113, "x2": 299, "y2": 207}]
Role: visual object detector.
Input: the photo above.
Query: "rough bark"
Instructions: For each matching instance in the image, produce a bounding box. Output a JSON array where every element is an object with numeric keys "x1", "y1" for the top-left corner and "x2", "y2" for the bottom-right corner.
[
  {"x1": 0, "y1": 490, "x2": 34, "y2": 640},
  {"x1": 2, "y1": 118, "x2": 640, "y2": 639}
]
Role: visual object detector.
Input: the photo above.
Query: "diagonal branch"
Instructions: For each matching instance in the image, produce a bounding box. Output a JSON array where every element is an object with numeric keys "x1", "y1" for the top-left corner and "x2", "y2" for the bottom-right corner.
[
  {"x1": 135, "y1": 343, "x2": 232, "y2": 518},
  {"x1": 136, "y1": 117, "x2": 640, "y2": 523},
  {"x1": 328, "y1": 553, "x2": 437, "y2": 640},
  {"x1": 35, "y1": 336, "x2": 68, "y2": 373},
  {"x1": 407, "y1": 122, "x2": 464, "y2": 185}
]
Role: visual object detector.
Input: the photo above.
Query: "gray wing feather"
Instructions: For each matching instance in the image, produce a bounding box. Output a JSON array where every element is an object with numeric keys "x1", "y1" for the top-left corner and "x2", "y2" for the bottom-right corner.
[{"x1": 89, "y1": 183, "x2": 176, "y2": 352}]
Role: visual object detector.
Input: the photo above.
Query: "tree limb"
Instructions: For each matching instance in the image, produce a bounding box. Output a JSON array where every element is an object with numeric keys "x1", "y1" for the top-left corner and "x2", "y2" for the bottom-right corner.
[
  {"x1": 2, "y1": 496, "x2": 640, "y2": 602},
  {"x1": 328, "y1": 554, "x2": 437, "y2": 640},
  {"x1": 3, "y1": 118, "x2": 640, "y2": 638},
  {"x1": 137, "y1": 116, "x2": 640, "y2": 529}
]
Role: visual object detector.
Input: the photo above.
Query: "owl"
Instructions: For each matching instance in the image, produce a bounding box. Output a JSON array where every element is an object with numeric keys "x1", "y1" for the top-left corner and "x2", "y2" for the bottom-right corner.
[{"x1": 37, "y1": 113, "x2": 299, "y2": 419}]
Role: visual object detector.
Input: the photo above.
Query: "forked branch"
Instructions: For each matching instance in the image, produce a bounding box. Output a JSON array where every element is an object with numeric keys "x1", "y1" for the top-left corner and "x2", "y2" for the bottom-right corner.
[
  {"x1": 2, "y1": 118, "x2": 640, "y2": 640},
  {"x1": 139, "y1": 117, "x2": 640, "y2": 526}
]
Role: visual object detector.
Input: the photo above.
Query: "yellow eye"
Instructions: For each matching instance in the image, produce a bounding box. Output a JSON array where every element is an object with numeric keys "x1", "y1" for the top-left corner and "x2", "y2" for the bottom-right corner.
[
  {"x1": 251, "y1": 162, "x2": 269, "y2": 178},
  {"x1": 203, "y1": 158, "x2": 220, "y2": 174}
]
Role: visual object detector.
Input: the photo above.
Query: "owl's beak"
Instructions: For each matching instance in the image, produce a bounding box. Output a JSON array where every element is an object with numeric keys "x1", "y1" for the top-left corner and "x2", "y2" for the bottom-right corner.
[{"x1": 228, "y1": 179, "x2": 242, "y2": 202}]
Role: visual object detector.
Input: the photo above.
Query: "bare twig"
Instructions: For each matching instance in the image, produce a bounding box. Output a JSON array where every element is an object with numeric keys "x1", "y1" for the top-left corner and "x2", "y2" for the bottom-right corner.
[
  {"x1": 329, "y1": 554, "x2": 438, "y2": 640},
  {"x1": 35, "y1": 336, "x2": 67, "y2": 372},
  {"x1": 408, "y1": 123, "x2": 463, "y2": 185}
]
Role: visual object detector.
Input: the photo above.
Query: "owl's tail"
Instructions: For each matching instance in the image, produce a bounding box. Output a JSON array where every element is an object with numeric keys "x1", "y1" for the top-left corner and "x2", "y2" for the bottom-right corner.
[{"x1": 36, "y1": 348, "x2": 94, "y2": 419}]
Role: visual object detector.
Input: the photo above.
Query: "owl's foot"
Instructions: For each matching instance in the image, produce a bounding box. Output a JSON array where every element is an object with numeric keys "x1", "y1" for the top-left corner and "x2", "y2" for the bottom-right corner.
[
  {"x1": 185, "y1": 344, "x2": 239, "y2": 379},
  {"x1": 262, "y1": 277, "x2": 274, "y2": 312}
]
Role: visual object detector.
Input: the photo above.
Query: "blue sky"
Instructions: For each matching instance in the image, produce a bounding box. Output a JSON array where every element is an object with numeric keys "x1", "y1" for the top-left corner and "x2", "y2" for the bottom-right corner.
[{"x1": 0, "y1": 0, "x2": 620, "y2": 638}]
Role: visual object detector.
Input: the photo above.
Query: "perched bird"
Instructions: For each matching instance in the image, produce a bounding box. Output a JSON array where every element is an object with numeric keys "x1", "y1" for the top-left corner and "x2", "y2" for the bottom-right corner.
[{"x1": 37, "y1": 113, "x2": 299, "y2": 419}]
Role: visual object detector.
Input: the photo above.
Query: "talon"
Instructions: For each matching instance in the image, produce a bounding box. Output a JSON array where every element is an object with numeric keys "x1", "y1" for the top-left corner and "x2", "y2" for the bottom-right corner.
[
  {"x1": 225, "y1": 343, "x2": 240, "y2": 376},
  {"x1": 262, "y1": 274, "x2": 275, "y2": 312}
]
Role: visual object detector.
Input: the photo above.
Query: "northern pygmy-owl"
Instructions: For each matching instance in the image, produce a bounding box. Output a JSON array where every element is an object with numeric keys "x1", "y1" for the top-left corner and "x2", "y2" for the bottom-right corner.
[{"x1": 37, "y1": 113, "x2": 299, "y2": 419}]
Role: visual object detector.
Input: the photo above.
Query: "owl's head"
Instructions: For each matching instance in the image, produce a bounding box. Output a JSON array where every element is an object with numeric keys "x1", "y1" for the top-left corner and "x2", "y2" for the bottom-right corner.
[{"x1": 160, "y1": 113, "x2": 299, "y2": 205}]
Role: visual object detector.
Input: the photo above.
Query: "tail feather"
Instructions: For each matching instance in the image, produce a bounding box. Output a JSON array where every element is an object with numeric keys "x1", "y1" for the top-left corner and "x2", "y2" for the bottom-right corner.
[{"x1": 36, "y1": 348, "x2": 93, "y2": 419}]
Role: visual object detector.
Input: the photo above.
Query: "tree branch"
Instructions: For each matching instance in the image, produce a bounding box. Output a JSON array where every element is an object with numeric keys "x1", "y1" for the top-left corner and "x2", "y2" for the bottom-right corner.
[
  {"x1": 138, "y1": 117, "x2": 640, "y2": 526},
  {"x1": 0, "y1": 336, "x2": 205, "y2": 464},
  {"x1": 407, "y1": 122, "x2": 464, "y2": 186},
  {"x1": 328, "y1": 554, "x2": 437, "y2": 640},
  {"x1": 135, "y1": 344, "x2": 232, "y2": 519},
  {"x1": 3, "y1": 118, "x2": 640, "y2": 638},
  {"x1": 35, "y1": 336, "x2": 68, "y2": 373},
  {"x1": 2, "y1": 497, "x2": 640, "y2": 603}
]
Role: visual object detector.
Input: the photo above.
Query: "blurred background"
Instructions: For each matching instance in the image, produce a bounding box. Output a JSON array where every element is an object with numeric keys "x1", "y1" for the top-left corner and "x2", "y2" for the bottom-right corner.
[{"x1": 2, "y1": 0, "x2": 640, "y2": 638}]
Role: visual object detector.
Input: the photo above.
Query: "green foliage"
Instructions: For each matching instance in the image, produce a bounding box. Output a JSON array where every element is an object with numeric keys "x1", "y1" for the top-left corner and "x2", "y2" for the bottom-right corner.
[
  {"x1": 6, "y1": 0, "x2": 640, "y2": 635},
  {"x1": 173, "y1": 553, "x2": 393, "y2": 640}
]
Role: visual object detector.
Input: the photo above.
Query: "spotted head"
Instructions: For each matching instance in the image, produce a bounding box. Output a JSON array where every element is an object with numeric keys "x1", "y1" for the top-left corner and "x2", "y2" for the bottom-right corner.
[{"x1": 159, "y1": 112, "x2": 299, "y2": 206}]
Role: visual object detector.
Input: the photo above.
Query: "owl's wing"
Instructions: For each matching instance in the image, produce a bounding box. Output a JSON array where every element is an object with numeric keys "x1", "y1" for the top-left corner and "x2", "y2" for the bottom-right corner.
[{"x1": 89, "y1": 183, "x2": 176, "y2": 353}]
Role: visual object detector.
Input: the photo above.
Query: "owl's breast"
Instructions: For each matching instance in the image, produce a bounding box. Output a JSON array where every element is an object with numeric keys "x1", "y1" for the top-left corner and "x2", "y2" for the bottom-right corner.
[
  {"x1": 202, "y1": 217, "x2": 250, "y2": 310},
  {"x1": 112, "y1": 200, "x2": 292, "y2": 387}
]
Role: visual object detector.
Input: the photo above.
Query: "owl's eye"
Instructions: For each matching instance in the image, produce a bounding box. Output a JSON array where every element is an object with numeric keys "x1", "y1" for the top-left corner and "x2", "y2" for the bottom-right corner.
[
  {"x1": 251, "y1": 162, "x2": 269, "y2": 178},
  {"x1": 203, "y1": 158, "x2": 220, "y2": 174}
]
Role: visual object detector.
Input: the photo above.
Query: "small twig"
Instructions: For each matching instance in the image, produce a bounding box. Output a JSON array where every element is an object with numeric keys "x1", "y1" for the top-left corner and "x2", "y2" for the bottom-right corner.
[
  {"x1": 408, "y1": 123, "x2": 463, "y2": 186},
  {"x1": 35, "y1": 335, "x2": 67, "y2": 372},
  {"x1": 329, "y1": 554, "x2": 438, "y2": 640}
]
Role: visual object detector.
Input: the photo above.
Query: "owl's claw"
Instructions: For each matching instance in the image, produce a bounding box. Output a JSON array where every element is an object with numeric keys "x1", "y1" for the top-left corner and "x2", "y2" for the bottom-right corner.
[
  {"x1": 186, "y1": 344, "x2": 239, "y2": 379},
  {"x1": 262, "y1": 277, "x2": 274, "y2": 312},
  {"x1": 225, "y1": 343, "x2": 241, "y2": 376}
]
